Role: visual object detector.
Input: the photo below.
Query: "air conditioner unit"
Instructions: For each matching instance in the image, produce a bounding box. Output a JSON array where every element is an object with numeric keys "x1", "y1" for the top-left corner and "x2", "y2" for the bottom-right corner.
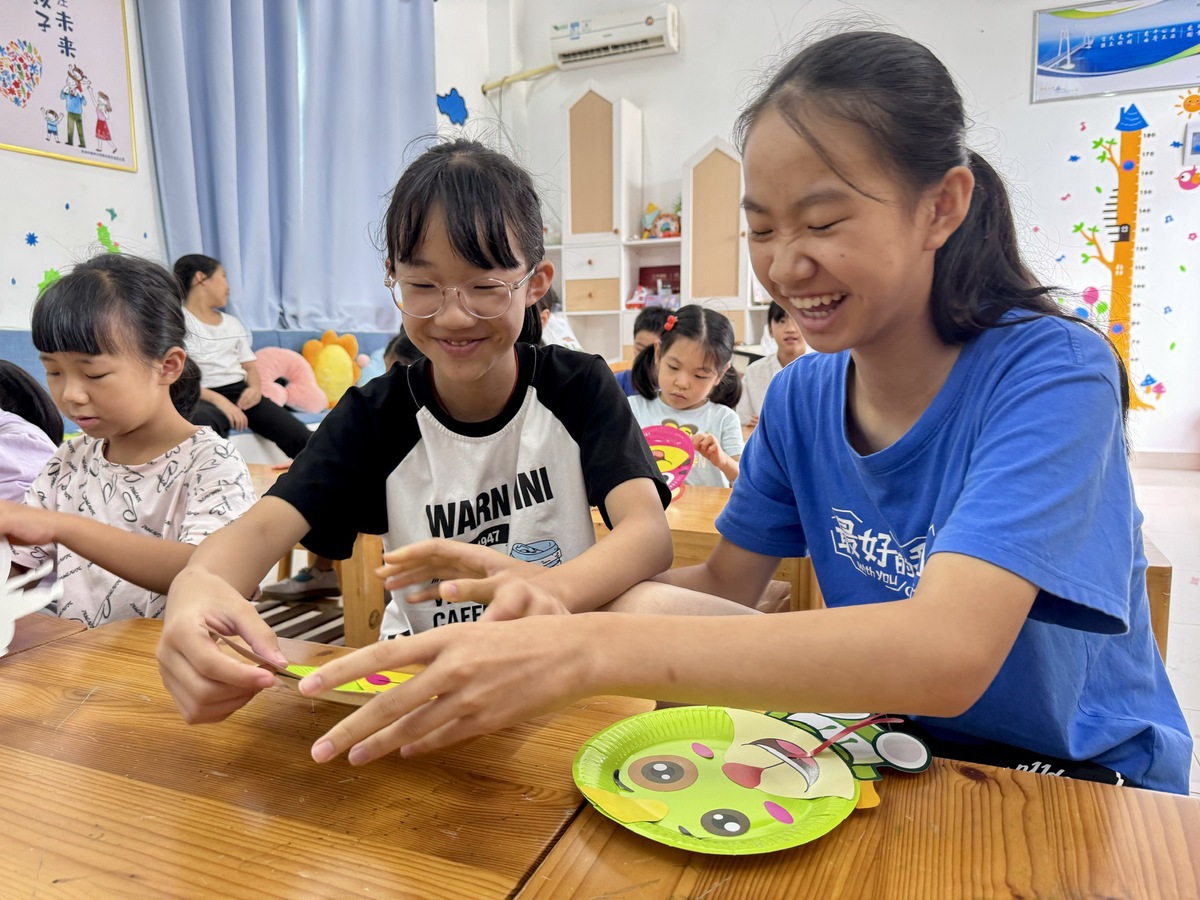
[{"x1": 550, "y1": 3, "x2": 679, "y2": 71}]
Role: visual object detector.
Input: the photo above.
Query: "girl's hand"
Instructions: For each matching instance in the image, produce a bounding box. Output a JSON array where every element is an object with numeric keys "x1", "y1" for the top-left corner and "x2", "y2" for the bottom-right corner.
[
  {"x1": 237, "y1": 386, "x2": 262, "y2": 410},
  {"x1": 473, "y1": 578, "x2": 571, "y2": 622},
  {"x1": 300, "y1": 615, "x2": 590, "y2": 762},
  {"x1": 0, "y1": 501, "x2": 61, "y2": 546},
  {"x1": 692, "y1": 432, "x2": 728, "y2": 468},
  {"x1": 378, "y1": 539, "x2": 526, "y2": 603},
  {"x1": 220, "y1": 397, "x2": 249, "y2": 431},
  {"x1": 157, "y1": 567, "x2": 285, "y2": 724},
  {"x1": 747, "y1": 413, "x2": 760, "y2": 428}
]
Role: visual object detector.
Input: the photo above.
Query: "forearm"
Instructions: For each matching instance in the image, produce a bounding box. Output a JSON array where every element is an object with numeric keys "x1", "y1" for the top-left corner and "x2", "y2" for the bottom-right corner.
[
  {"x1": 717, "y1": 454, "x2": 740, "y2": 484},
  {"x1": 578, "y1": 599, "x2": 998, "y2": 717},
  {"x1": 242, "y1": 362, "x2": 261, "y2": 392},
  {"x1": 199, "y1": 387, "x2": 228, "y2": 407},
  {"x1": 53, "y1": 515, "x2": 197, "y2": 594},
  {"x1": 179, "y1": 498, "x2": 307, "y2": 598},
  {"x1": 536, "y1": 513, "x2": 673, "y2": 613}
]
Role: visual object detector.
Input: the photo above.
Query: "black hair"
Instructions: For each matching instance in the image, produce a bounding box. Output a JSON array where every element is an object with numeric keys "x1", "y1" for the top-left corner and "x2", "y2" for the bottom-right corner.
[
  {"x1": 384, "y1": 329, "x2": 424, "y2": 368},
  {"x1": 633, "y1": 306, "x2": 672, "y2": 337},
  {"x1": 766, "y1": 301, "x2": 789, "y2": 325},
  {"x1": 630, "y1": 304, "x2": 741, "y2": 409},
  {"x1": 383, "y1": 139, "x2": 544, "y2": 347},
  {"x1": 32, "y1": 253, "x2": 201, "y2": 417},
  {"x1": 172, "y1": 253, "x2": 220, "y2": 296},
  {"x1": 0, "y1": 360, "x2": 63, "y2": 444},
  {"x1": 734, "y1": 31, "x2": 1129, "y2": 415}
]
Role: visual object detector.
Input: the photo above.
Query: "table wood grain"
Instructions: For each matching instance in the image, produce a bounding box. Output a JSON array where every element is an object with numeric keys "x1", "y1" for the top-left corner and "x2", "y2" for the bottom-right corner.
[
  {"x1": 520, "y1": 758, "x2": 1200, "y2": 900},
  {"x1": 0, "y1": 618, "x2": 652, "y2": 898},
  {"x1": 4, "y1": 612, "x2": 85, "y2": 657}
]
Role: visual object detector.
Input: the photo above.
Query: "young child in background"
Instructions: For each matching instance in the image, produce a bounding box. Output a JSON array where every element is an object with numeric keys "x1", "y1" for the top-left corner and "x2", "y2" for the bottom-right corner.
[
  {"x1": 157, "y1": 139, "x2": 673, "y2": 725},
  {"x1": 737, "y1": 301, "x2": 806, "y2": 428},
  {"x1": 293, "y1": 32, "x2": 1189, "y2": 794},
  {"x1": 615, "y1": 306, "x2": 672, "y2": 396},
  {"x1": 0, "y1": 254, "x2": 255, "y2": 627},
  {"x1": 535, "y1": 287, "x2": 586, "y2": 352},
  {"x1": 0, "y1": 361, "x2": 61, "y2": 503},
  {"x1": 175, "y1": 254, "x2": 314, "y2": 460},
  {"x1": 628, "y1": 305, "x2": 744, "y2": 486},
  {"x1": 261, "y1": 327, "x2": 425, "y2": 601}
]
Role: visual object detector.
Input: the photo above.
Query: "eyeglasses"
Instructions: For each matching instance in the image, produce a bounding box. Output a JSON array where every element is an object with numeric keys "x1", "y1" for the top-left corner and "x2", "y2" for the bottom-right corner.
[{"x1": 384, "y1": 266, "x2": 538, "y2": 320}]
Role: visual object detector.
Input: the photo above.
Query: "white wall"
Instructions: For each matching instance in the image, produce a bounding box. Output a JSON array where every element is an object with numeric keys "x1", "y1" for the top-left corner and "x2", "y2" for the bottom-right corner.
[
  {"x1": 484, "y1": 0, "x2": 1200, "y2": 455},
  {"x1": 0, "y1": 0, "x2": 164, "y2": 330}
]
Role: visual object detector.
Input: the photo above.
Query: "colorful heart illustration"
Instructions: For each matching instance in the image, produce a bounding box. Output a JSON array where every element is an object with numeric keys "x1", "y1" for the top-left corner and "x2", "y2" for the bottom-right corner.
[{"x1": 0, "y1": 39, "x2": 44, "y2": 109}]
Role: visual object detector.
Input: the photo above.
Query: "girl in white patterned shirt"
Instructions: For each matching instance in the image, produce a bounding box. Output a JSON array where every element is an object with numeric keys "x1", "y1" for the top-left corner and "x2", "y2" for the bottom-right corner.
[{"x1": 0, "y1": 254, "x2": 255, "y2": 627}]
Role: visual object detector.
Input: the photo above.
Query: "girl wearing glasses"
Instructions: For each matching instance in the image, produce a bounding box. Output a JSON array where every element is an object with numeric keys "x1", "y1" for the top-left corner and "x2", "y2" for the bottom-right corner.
[{"x1": 158, "y1": 139, "x2": 675, "y2": 724}]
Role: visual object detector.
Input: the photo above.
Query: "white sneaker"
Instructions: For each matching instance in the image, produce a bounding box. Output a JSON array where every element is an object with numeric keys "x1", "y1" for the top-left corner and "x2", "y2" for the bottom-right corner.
[{"x1": 260, "y1": 566, "x2": 340, "y2": 601}]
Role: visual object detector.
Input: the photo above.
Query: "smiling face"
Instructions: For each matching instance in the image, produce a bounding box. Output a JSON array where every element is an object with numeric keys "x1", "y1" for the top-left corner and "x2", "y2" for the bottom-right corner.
[
  {"x1": 395, "y1": 210, "x2": 551, "y2": 422},
  {"x1": 656, "y1": 336, "x2": 727, "y2": 411},
  {"x1": 741, "y1": 108, "x2": 950, "y2": 358}
]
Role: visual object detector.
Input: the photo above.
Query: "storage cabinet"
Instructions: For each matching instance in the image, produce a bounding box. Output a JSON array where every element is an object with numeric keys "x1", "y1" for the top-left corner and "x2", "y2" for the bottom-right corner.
[{"x1": 554, "y1": 85, "x2": 762, "y2": 361}]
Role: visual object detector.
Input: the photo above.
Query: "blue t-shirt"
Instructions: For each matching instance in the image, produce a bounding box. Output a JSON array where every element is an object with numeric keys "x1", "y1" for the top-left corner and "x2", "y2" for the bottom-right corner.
[
  {"x1": 614, "y1": 368, "x2": 636, "y2": 396},
  {"x1": 717, "y1": 314, "x2": 1191, "y2": 793}
]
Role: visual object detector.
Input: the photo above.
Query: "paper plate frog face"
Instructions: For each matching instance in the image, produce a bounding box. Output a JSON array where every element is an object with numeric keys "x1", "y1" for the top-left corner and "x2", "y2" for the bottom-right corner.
[
  {"x1": 575, "y1": 707, "x2": 930, "y2": 854},
  {"x1": 642, "y1": 424, "x2": 694, "y2": 501}
]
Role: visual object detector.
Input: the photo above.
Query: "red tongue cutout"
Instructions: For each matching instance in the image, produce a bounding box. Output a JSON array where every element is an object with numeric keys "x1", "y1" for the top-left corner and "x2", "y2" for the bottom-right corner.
[{"x1": 721, "y1": 762, "x2": 764, "y2": 789}]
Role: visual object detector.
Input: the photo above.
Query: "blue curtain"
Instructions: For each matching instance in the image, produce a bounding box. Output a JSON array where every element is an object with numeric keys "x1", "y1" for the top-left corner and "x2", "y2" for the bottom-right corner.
[{"x1": 138, "y1": 0, "x2": 436, "y2": 331}]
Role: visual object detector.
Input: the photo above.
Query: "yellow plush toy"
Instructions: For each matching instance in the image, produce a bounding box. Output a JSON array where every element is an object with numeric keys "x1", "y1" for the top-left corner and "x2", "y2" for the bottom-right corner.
[{"x1": 302, "y1": 330, "x2": 361, "y2": 408}]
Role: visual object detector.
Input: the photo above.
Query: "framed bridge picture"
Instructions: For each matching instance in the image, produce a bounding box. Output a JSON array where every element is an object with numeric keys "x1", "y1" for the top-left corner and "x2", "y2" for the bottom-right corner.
[
  {"x1": 0, "y1": 0, "x2": 136, "y2": 171},
  {"x1": 1034, "y1": 1, "x2": 1200, "y2": 103}
]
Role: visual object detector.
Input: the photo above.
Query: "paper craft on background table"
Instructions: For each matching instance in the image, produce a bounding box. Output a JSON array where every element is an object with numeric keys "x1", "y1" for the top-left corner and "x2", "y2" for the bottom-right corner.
[
  {"x1": 641, "y1": 424, "x2": 695, "y2": 502},
  {"x1": 574, "y1": 707, "x2": 931, "y2": 855},
  {"x1": 211, "y1": 631, "x2": 414, "y2": 707},
  {"x1": 0, "y1": 539, "x2": 64, "y2": 657}
]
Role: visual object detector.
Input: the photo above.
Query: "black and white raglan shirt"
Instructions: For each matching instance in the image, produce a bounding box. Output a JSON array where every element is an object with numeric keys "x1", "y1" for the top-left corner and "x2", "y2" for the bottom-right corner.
[{"x1": 268, "y1": 343, "x2": 669, "y2": 637}]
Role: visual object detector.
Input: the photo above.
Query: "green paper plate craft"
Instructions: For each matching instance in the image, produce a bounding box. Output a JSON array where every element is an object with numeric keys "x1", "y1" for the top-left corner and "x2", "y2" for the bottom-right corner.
[{"x1": 574, "y1": 707, "x2": 930, "y2": 855}]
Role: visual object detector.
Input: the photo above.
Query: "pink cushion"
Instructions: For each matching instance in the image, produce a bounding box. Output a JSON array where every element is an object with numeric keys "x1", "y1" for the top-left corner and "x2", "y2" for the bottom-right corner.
[{"x1": 253, "y1": 347, "x2": 327, "y2": 414}]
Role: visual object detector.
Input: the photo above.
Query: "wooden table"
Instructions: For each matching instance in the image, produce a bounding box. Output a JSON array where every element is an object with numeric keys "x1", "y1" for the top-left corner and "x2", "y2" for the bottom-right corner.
[
  {"x1": 5, "y1": 612, "x2": 85, "y2": 657},
  {"x1": 0, "y1": 618, "x2": 652, "y2": 897},
  {"x1": 520, "y1": 758, "x2": 1200, "y2": 900}
]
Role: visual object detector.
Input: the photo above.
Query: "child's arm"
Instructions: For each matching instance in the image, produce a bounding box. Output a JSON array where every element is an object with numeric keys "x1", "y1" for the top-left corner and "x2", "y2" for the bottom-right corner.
[
  {"x1": 199, "y1": 387, "x2": 248, "y2": 431},
  {"x1": 297, "y1": 550, "x2": 1038, "y2": 762},
  {"x1": 158, "y1": 497, "x2": 311, "y2": 723},
  {"x1": 0, "y1": 499, "x2": 193, "y2": 594},
  {"x1": 237, "y1": 361, "x2": 263, "y2": 410},
  {"x1": 693, "y1": 433, "x2": 741, "y2": 483}
]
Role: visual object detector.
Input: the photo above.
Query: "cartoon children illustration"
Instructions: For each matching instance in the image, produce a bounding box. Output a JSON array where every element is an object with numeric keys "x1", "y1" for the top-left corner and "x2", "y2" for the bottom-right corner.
[
  {"x1": 40, "y1": 107, "x2": 62, "y2": 143},
  {"x1": 87, "y1": 86, "x2": 116, "y2": 154},
  {"x1": 60, "y1": 64, "x2": 87, "y2": 148}
]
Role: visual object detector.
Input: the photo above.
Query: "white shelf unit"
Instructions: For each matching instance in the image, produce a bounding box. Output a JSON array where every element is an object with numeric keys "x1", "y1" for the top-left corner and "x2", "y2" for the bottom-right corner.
[{"x1": 555, "y1": 87, "x2": 761, "y2": 361}]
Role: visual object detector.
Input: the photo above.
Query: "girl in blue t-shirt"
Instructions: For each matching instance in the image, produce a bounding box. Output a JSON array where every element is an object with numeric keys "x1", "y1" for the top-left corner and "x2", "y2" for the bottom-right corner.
[
  {"x1": 627, "y1": 304, "x2": 744, "y2": 487},
  {"x1": 285, "y1": 33, "x2": 1189, "y2": 793}
]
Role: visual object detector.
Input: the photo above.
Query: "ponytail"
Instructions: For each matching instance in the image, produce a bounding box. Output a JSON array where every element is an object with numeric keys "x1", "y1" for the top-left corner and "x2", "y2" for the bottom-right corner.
[
  {"x1": 708, "y1": 366, "x2": 742, "y2": 410},
  {"x1": 629, "y1": 343, "x2": 659, "y2": 399}
]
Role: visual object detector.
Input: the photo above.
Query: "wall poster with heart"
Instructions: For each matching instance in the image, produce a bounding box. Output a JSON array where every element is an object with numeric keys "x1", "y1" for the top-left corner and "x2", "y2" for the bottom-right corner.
[{"x1": 0, "y1": 0, "x2": 135, "y2": 172}]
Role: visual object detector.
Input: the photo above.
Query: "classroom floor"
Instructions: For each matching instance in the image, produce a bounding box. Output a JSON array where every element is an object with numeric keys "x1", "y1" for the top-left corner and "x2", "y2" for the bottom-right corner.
[{"x1": 1132, "y1": 466, "x2": 1200, "y2": 796}]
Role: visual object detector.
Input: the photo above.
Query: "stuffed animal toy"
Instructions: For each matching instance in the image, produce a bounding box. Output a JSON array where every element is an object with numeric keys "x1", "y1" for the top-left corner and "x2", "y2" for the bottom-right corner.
[
  {"x1": 356, "y1": 348, "x2": 387, "y2": 387},
  {"x1": 302, "y1": 331, "x2": 361, "y2": 408},
  {"x1": 253, "y1": 347, "x2": 327, "y2": 414}
]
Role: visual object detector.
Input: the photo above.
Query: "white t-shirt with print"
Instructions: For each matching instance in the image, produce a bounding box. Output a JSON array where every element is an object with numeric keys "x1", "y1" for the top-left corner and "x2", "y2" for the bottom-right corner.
[
  {"x1": 12, "y1": 428, "x2": 256, "y2": 627},
  {"x1": 183, "y1": 308, "x2": 256, "y2": 389},
  {"x1": 627, "y1": 394, "x2": 744, "y2": 487}
]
